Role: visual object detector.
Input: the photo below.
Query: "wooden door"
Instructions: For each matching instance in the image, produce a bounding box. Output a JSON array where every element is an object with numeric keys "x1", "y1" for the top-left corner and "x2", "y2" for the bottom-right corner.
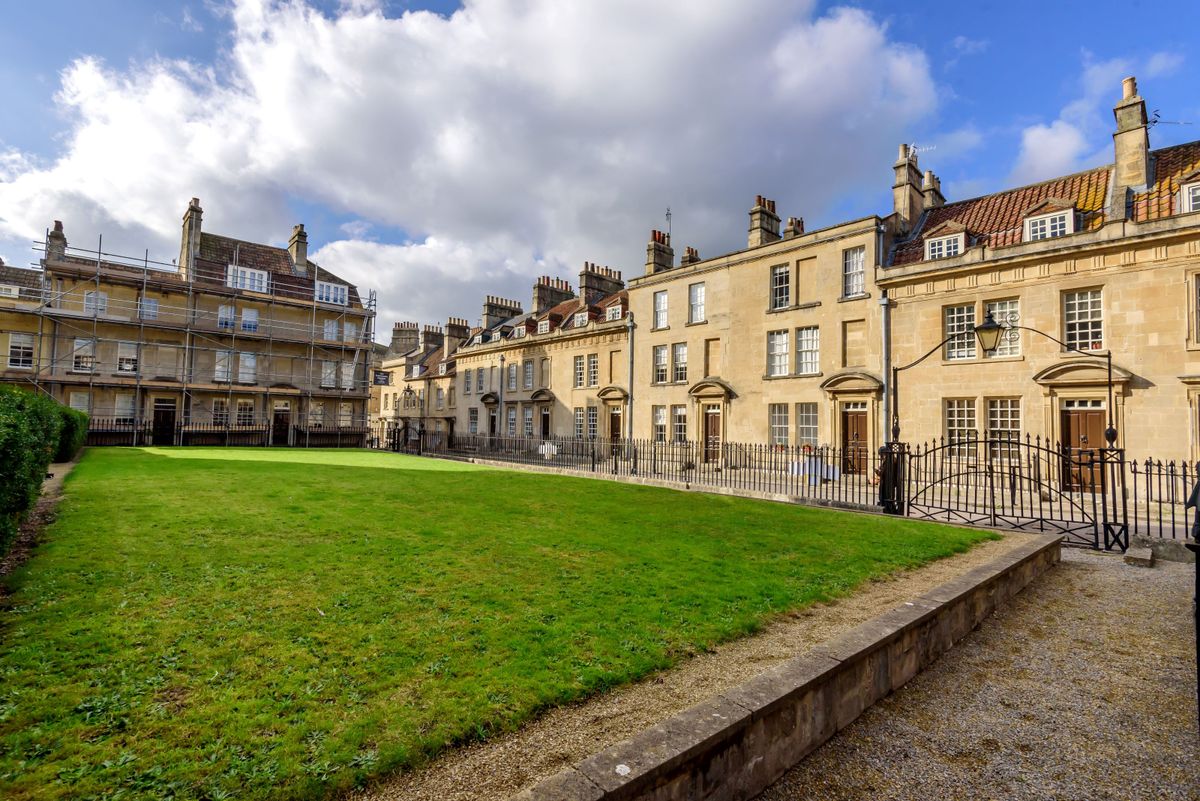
[
  {"x1": 272, "y1": 402, "x2": 291, "y2": 446},
  {"x1": 842, "y1": 410, "x2": 867, "y2": 474},
  {"x1": 608, "y1": 408, "x2": 622, "y2": 440},
  {"x1": 540, "y1": 407, "x2": 551, "y2": 439},
  {"x1": 488, "y1": 408, "x2": 498, "y2": 437},
  {"x1": 703, "y1": 405, "x2": 721, "y2": 463},
  {"x1": 1061, "y1": 409, "x2": 1104, "y2": 491},
  {"x1": 152, "y1": 399, "x2": 176, "y2": 446}
]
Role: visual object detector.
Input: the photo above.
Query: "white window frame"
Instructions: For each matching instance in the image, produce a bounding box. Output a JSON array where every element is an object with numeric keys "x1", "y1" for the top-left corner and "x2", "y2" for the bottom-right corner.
[
  {"x1": 338, "y1": 402, "x2": 353, "y2": 428},
  {"x1": 672, "y1": 342, "x2": 687, "y2": 383},
  {"x1": 507, "y1": 363, "x2": 517, "y2": 391},
  {"x1": 237, "y1": 399, "x2": 255, "y2": 426},
  {"x1": 0, "y1": 285, "x2": 18, "y2": 299},
  {"x1": 688, "y1": 283, "x2": 706, "y2": 323},
  {"x1": 770, "y1": 265, "x2": 790, "y2": 310},
  {"x1": 587, "y1": 353, "x2": 599, "y2": 387},
  {"x1": 321, "y1": 360, "x2": 337, "y2": 388},
  {"x1": 84, "y1": 290, "x2": 107, "y2": 316},
  {"x1": 606, "y1": 305, "x2": 623, "y2": 322},
  {"x1": 1024, "y1": 211, "x2": 1073, "y2": 242},
  {"x1": 986, "y1": 398, "x2": 1021, "y2": 459},
  {"x1": 944, "y1": 398, "x2": 977, "y2": 456},
  {"x1": 653, "y1": 290, "x2": 668, "y2": 329},
  {"x1": 308, "y1": 401, "x2": 324, "y2": 427},
  {"x1": 944, "y1": 304, "x2": 977, "y2": 361},
  {"x1": 341, "y1": 361, "x2": 355, "y2": 390},
  {"x1": 1063, "y1": 288, "x2": 1103, "y2": 351},
  {"x1": 69, "y1": 391, "x2": 90, "y2": 413},
  {"x1": 138, "y1": 297, "x2": 159, "y2": 320},
  {"x1": 573, "y1": 356, "x2": 585, "y2": 388},
  {"x1": 796, "y1": 326, "x2": 820, "y2": 375},
  {"x1": 213, "y1": 398, "x2": 230, "y2": 426},
  {"x1": 523, "y1": 406, "x2": 533, "y2": 437},
  {"x1": 671, "y1": 405, "x2": 687, "y2": 443},
  {"x1": 586, "y1": 406, "x2": 598, "y2": 439},
  {"x1": 114, "y1": 393, "x2": 135, "y2": 425},
  {"x1": 512, "y1": 326, "x2": 526, "y2": 339},
  {"x1": 240, "y1": 308, "x2": 259, "y2": 333},
  {"x1": 463, "y1": 370, "x2": 472, "y2": 394},
  {"x1": 507, "y1": 406, "x2": 517, "y2": 436},
  {"x1": 924, "y1": 233, "x2": 964, "y2": 260},
  {"x1": 574, "y1": 311, "x2": 589, "y2": 328},
  {"x1": 238, "y1": 352, "x2": 257, "y2": 384},
  {"x1": 652, "y1": 405, "x2": 667, "y2": 443},
  {"x1": 117, "y1": 341, "x2": 138, "y2": 374},
  {"x1": 439, "y1": 362, "x2": 448, "y2": 376},
  {"x1": 842, "y1": 247, "x2": 865, "y2": 297},
  {"x1": 1183, "y1": 182, "x2": 1200, "y2": 213},
  {"x1": 344, "y1": 321, "x2": 358, "y2": 342},
  {"x1": 226, "y1": 266, "x2": 267, "y2": 293},
  {"x1": 215, "y1": 350, "x2": 233, "y2": 383},
  {"x1": 523, "y1": 359, "x2": 534, "y2": 389},
  {"x1": 476, "y1": 367, "x2": 485, "y2": 392},
  {"x1": 7, "y1": 332, "x2": 34, "y2": 369},
  {"x1": 72, "y1": 338, "x2": 95, "y2": 372},
  {"x1": 768, "y1": 403, "x2": 789, "y2": 446},
  {"x1": 537, "y1": 319, "x2": 550, "y2": 334},
  {"x1": 468, "y1": 407, "x2": 479, "y2": 434},
  {"x1": 218, "y1": 304, "x2": 236, "y2": 331},
  {"x1": 766, "y1": 330, "x2": 789, "y2": 376},
  {"x1": 796, "y1": 402, "x2": 818, "y2": 447},
  {"x1": 574, "y1": 407, "x2": 585, "y2": 439},
  {"x1": 653, "y1": 345, "x2": 668, "y2": 383},
  {"x1": 315, "y1": 281, "x2": 348, "y2": 306}
]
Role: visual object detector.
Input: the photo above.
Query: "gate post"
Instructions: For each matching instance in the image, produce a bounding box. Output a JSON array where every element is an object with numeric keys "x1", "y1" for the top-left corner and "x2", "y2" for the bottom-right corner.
[
  {"x1": 1101, "y1": 447, "x2": 1129, "y2": 552},
  {"x1": 878, "y1": 442, "x2": 905, "y2": 515}
]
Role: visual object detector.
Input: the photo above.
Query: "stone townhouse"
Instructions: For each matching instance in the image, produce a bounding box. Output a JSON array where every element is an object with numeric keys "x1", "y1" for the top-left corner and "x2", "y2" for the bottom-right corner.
[
  {"x1": 0, "y1": 199, "x2": 375, "y2": 445},
  {"x1": 880, "y1": 77, "x2": 1200, "y2": 461}
]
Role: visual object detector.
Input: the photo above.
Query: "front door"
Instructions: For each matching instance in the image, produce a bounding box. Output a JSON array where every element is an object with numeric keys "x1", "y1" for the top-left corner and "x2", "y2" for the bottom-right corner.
[
  {"x1": 842, "y1": 408, "x2": 868, "y2": 474},
  {"x1": 541, "y1": 407, "x2": 551, "y2": 439},
  {"x1": 272, "y1": 401, "x2": 291, "y2": 446},
  {"x1": 703, "y1": 404, "x2": 721, "y2": 463},
  {"x1": 152, "y1": 399, "x2": 176, "y2": 446},
  {"x1": 488, "y1": 408, "x2": 498, "y2": 437},
  {"x1": 1061, "y1": 402, "x2": 1104, "y2": 491},
  {"x1": 608, "y1": 407, "x2": 622, "y2": 440}
]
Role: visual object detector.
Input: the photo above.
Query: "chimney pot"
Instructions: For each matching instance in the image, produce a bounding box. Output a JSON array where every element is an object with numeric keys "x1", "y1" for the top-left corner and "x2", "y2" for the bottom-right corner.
[{"x1": 1122, "y1": 76, "x2": 1137, "y2": 99}]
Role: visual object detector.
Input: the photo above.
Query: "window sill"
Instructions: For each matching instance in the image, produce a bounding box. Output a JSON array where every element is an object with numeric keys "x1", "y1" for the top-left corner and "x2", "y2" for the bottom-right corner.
[
  {"x1": 837, "y1": 293, "x2": 870, "y2": 303},
  {"x1": 766, "y1": 301, "x2": 822, "y2": 314},
  {"x1": 6, "y1": 365, "x2": 33, "y2": 370},
  {"x1": 762, "y1": 372, "x2": 823, "y2": 381},
  {"x1": 686, "y1": 319, "x2": 708, "y2": 327},
  {"x1": 651, "y1": 326, "x2": 670, "y2": 332},
  {"x1": 939, "y1": 355, "x2": 1026, "y2": 366},
  {"x1": 1058, "y1": 348, "x2": 1109, "y2": 358}
]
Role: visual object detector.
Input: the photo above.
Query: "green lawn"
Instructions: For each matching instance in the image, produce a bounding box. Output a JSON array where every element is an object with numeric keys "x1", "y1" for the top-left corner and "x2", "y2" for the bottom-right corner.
[{"x1": 0, "y1": 448, "x2": 995, "y2": 800}]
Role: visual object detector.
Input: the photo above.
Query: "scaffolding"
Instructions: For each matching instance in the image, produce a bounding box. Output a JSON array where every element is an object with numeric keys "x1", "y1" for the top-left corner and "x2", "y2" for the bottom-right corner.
[{"x1": 1, "y1": 231, "x2": 377, "y2": 447}]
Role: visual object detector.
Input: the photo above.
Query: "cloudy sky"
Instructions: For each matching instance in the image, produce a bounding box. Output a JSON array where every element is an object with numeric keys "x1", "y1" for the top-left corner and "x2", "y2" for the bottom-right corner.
[{"x1": 0, "y1": 1, "x2": 1196, "y2": 338}]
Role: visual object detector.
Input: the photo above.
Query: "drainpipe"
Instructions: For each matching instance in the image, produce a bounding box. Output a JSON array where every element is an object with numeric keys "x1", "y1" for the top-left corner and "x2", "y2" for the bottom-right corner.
[
  {"x1": 880, "y1": 289, "x2": 892, "y2": 443},
  {"x1": 625, "y1": 312, "x2": 635, "y2": 439}
]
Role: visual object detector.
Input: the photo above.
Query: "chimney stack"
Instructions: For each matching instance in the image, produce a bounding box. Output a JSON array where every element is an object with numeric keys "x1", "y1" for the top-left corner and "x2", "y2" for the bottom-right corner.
[
  {"x1": 46, "y1": 220, "x2": 67, "y2": 262},
  {"x1": 482, "y1": 295, "x2": 523, "y2": 329},
  {"x1": 679, "y1": 246, "x2": 701, "y2": 266},
  {"x1": 288, "y1": 223, "x2": 308, "y2": 276},
  {"x1": 645, "y1": 230, "x2": 674, "y2": 275},
  {"x1": 783, "y1": 217, "x2": 805, "y2": 239},
  {"x1": 419, "y1": 324, "x2": 445, "y2": 352},
  {"x1": 444, "y1": 316, "x2": 470, "y2": 355},
  {"x1": 532, "y1": 275, "x2": 575, "y2": 313},
  {"x1": 892, "y1": 144, "x2": 924, "y2": 234},
  {"x1": 922, "y1": 169, "x2": 945, "y2": 210},
  {"x1": 1109, "y1": 75, "x2": 1151, "y2": 221},
  {"x1": 748, "y1": 195, "x2": 781, "y2": 247},
  {"x1": 390, "y1": 321, "x2": 420, "y2": 355},
  {"x1": 178, "y1": 198, "x2": 202, "y2": 276},
  {"x1": 578, "y1": 262, "x2": 624, "y2": 305}
]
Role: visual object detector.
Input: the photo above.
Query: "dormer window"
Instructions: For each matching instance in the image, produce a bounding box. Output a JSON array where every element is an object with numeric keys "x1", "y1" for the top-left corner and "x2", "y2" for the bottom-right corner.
[
  {"x1": 512, "y1": 326, "x2": 526, "y2": 338},
  {"x1": 227, "y1": 266, "x2": 267, "y2": 293},
  {"x1": 606, "y1": 305, "x2": 623, "y2": 322},
  {"x1": 573, "y1": 311, "x2": 589, "y2": 328},
  {"x1": 1024, "y1": 211, "x2": 1073, "y2": 242},
  {"x1": 411, "y1": 365, "x2": 421, "y2": 378},
  {"x1": 925, "y1": 234, "x2": 963, "y2": 260},
  {"x1": 537, "y1": 320, "x2": 550, "y2": 334},
  {"x1": 439, "y1": 363, "x2": 447, "y2": 375},
  {"x1": 315, "y1": 281, "x2": 347, "y2": 305},
  {"x1": 1182, "y1": 182, "x2": 1200, "y2": 213}
]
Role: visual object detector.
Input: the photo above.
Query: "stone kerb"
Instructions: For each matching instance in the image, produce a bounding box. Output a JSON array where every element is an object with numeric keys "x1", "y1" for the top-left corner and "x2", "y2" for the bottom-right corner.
[{"x1": 511, "y1": 534, "x2": 1062, "y2": 801}]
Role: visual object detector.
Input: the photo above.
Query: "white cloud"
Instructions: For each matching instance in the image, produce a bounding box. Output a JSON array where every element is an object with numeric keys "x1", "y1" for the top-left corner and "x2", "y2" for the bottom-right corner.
[
  {"x1": 945, "y1": 35, "x2": 987, "y2": 69},
  {"x1": 1009, "y1": 50, "x2": 1183, "y2": 185},
  {"x1": 0, "y1": 0, "x2": 938, "y2": 333}
]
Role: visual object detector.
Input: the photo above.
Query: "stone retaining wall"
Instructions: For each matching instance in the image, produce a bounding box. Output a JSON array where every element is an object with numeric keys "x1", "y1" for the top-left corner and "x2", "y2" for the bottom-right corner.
[{"x1": 511, "y1": 534, "x2": 1063, "y2": 801}]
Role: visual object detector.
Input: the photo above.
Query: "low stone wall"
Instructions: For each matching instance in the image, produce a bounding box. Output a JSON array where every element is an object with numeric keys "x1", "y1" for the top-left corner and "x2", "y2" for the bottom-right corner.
[{"x1": 511, "y1": 534, "x2": 1062, "y2": 801}]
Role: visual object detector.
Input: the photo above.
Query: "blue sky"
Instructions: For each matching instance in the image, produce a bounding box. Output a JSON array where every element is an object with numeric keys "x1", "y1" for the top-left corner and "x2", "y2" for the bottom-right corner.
[{"x1": 0, "y1": 1, "x2": 1195, "y2": 330}]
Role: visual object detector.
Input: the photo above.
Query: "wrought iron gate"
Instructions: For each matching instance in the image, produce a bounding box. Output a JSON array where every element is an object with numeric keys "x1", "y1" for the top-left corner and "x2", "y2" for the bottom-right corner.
[{"x1": 883, "y1": 435, "x2": 1128, "y2": 550}]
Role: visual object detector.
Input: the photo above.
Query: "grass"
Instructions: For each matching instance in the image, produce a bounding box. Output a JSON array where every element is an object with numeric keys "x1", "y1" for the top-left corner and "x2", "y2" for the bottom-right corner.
[{"x1": 0, "y1": 448, "x2": 996, "y2": 800}]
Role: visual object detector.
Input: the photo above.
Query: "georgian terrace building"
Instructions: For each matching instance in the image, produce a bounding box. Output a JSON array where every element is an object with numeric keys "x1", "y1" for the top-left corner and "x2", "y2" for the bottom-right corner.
[
  {"x1": 380, "y1": 75, "x2": 1194, "y2": 462},
  {"x1": 0, "y1": 199, "x2": 375, "y2": 445}
]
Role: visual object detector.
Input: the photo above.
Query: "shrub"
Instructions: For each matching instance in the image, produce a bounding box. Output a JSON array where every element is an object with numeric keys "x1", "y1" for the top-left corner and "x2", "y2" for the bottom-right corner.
[
  {"x1": 55, "y1": 406, "x2": 89, "y2": 462},
  {"x1": 0, "y1": 386, "x2": 64, "y2": 556}
]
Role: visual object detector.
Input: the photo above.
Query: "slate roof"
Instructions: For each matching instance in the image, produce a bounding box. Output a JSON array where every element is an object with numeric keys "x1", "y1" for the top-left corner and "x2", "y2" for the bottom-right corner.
[
  {"x1": 0, "y1": 263, "x2": 47, "y2": 301},
  {"x1": 195, "y1": 233, "x2": 364, "y2": 307}
]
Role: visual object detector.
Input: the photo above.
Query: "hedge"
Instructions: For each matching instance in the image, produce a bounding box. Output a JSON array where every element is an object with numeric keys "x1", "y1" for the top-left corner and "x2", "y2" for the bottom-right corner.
[{"x1": 0, "y1": 387, "x2": 83, "y2": 557}]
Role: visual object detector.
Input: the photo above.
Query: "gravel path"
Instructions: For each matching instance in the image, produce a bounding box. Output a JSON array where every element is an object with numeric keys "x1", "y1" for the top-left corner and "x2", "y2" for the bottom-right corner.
[
  {"x1": 757, "y1": 549, "x2": 1199, "y2": 801},
  {"x1": 350, "y1": 534, "x2": 1033, "y2": 801}
]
